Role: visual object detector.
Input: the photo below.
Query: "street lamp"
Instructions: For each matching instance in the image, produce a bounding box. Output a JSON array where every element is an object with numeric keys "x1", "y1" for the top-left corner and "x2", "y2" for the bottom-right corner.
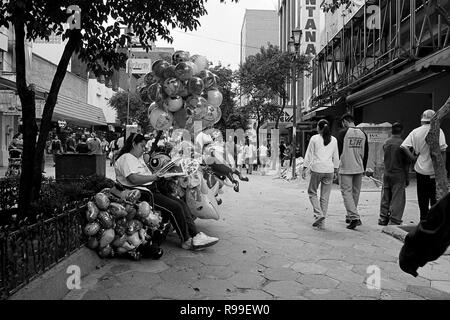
[{"x1": 290, "y1": 28, "x2": 302, "y2": 179}]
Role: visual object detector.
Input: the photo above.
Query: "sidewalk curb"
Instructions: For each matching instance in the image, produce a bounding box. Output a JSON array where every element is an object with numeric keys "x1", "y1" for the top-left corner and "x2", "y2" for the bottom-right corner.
[{"x1": 9, "y1": 247, "x2": 105, "y2": 300}]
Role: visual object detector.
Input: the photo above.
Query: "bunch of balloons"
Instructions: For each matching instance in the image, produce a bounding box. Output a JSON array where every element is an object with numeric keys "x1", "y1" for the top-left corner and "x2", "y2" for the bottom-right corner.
[{"x1": 139, "y1": 50, "x2": 224, "y2": 132}]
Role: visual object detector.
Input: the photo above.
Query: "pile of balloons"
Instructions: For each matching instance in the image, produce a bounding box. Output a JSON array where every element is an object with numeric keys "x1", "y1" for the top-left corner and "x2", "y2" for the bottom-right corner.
[{"x1": 138, "y1": 51, "x2": 223, "y2": 132}]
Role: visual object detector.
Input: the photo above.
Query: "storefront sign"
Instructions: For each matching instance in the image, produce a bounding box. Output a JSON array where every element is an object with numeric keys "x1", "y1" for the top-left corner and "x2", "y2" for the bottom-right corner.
[
  {"x1": 301, "y1": 0, "x2": 321, "y2": 56},
  {"x1": 365, "y1": 130, "x2": 389, "y2": 143},
  {"x1": 126, "y1": 59, "x2": 152, "y2": 74}
]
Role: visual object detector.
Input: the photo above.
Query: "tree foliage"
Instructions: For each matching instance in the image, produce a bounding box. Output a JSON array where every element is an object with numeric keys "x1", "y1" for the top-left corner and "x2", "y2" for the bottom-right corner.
[
  {"x1": 109, "y1": 91, "x2": 150, "y2": 131},
  {"x1": 0, "y1": 0, "x2": 238, "y2": 218},
  {"x1": 238, "y1": 44, "x2": 310, "y2": 128},
  {"x1": 320, "y1": 0, "x2": 355, "y2": 13},
  {"x1": 209, "y1": 64, "x2": 250, "y2": 133}
]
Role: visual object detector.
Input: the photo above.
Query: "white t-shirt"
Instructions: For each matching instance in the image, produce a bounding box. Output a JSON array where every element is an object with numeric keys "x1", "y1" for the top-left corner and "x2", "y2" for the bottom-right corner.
[
  {"x1": 259, "y1": 145, "x2": 268, "y2": 158},
  {"x1": 303, "y1": 134, "x2": 339, "y2": 174},
  {"x1": 117, "y1": 137, "x2": 125, "y2": 149},
  {"x1": 401, "y1": 124, "x2": 447, "y2": 176},
  {"x1": 114, "y1": 153, "x2": 153, "y2": 188}
]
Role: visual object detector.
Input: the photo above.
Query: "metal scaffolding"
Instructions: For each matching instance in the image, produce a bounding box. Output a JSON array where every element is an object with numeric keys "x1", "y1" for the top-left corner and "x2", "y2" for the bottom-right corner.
[{"x1": 310, "y1": 0, "x2": 450, "y2": 109}]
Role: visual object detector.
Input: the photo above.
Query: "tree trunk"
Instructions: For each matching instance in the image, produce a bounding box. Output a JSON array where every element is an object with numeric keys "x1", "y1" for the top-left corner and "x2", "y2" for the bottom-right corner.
[
  {"x1": 15, "y1": 26, "x2": 81, "y2": 218},
  {"x1": 425, "y1": 96, "x2": 450, "y2": 201},
  {"x1": 256, "y1": 123, "x2": 260, "y2": 165},
  {"x1": 14, "y1": 19, "x2": 38, "y2": 219},
  {"x1": 275, "y1": 97, "x2": 286, "y2": 129}
]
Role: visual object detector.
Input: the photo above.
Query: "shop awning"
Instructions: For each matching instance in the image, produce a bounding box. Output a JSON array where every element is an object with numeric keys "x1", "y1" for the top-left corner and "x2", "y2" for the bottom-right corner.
[
  {"x1": 52, "y1": 95, "x2": 107, "y2": 127},
  {"x1": 302, "y1": 106, "x2": 328, "y2": 120}
]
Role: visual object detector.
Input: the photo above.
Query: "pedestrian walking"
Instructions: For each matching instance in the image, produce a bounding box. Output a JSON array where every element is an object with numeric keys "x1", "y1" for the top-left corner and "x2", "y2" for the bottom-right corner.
[
  {"x1": 76, "y1": 135, "x2": 90, "y2": 154},
  {"x1": 279, "y1": 141, "x2": 286, "y2": 168},
  {"x1": 244, "y1": 138, "x2": 256, "y2": 175},
  {"x1": 100, "y1": 136, "x2": 109, "y2": 154},
  {"x1": 87, "y1": 132, "x2": 103, "y2": 155},
  {"x1": 50, "y1": 134, "x2": 63, "y2": 166},
  {"x1": 109, "y1": 137, "x2": 119, "y2": 166},
  {"x1": 337, "y1": 113, "x2": 369, "y2": 230},
  {"x1": 302, "y1": 119, "x2": 339, "y2": 229},
  {"x1": 400, "y1": 109, "x2": 447, "y2": 222},
  {"x1": 65, "y1": 133, "x2": 76, "y2": 153},
  {"x1": 258, "y1": 143, "x2": 269, "y2": 175},
  {"x1": 236, "y1": 141, "x2": 245, "y2": 174},
  {"x1": 378, "y1": 122, "x2": 411, "y2": 226}
]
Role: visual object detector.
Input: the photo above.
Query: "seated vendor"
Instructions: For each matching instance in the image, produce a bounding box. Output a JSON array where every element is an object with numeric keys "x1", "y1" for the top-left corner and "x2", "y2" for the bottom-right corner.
[{"x1": 114, "y1": 133, "x2": 219, "y2": 250}]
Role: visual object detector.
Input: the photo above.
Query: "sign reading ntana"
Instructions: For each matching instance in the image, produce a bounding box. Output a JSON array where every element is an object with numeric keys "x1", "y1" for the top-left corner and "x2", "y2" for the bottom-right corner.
[{"x1": 301, "y1": 0, "x2": 321, "y2": 56}]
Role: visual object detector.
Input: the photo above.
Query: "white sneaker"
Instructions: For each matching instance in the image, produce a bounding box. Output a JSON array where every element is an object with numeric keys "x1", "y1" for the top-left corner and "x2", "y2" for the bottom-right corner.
[
  {"x1": 181, "y1": 238, "x2": 207, "y2": 251},
  {"x1": 192, "y1": 232, "x2": 219, "y2": 249}
]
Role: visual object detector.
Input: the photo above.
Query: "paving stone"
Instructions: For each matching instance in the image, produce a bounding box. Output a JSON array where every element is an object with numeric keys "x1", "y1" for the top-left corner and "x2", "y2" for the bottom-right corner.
[
  {"x1": 229, "y1": 273, "x2": 266, "y2": 289},
  {"x1": 227, "y1": 289, "x2": 274, "y2": 300},
  {"x1": 153, "y1": 282, "x2": 201, "y2": 299},
  {"x1": 262, "y1": 281, "x2": 306, "y2": 298},
  {"x1": 190, "y1": 278, "x2": 235, "y2": 296},
  {"x1": 172, "y1": 257, "x2": 204, "y2": 269},
  {"x1": 290, "y1": 262, "x2": 327, "y2": 274},
  {"x1": 263, "y1": 268, "x2": 299, "y2": 281},
  {"x1": 110, "y1": 264, "x2": 132, "y2": 275},
  {"x1": 116, "y1": 271, "x2": 162, "y2": 288},
  {"x1": 258, "y1": 255, "x2": 294, "y2": 269},
  {"x1": 431, "y1": 281, "x2": 450, "y2": 294},
  {"x1": 417, "y1": 265, "x2": 450, "y2": 281},
  {"x1": 104, "y1": 285, "x2": 159, "y2": 300},
  {"x1": 337, "y1": 281, "x2": 381, "y2": 298},
  {"x1": 126, "y1": 260, "x2": 170, "y2": 273},
  {"x1": 197, "y1": 254, "x2": 234, "y2": 267},
  {"x1": 81, "y1": 289, "x2": 110, "y2": 300},
  {"x1": 198, "y1": 265, "x2": 235, "y2": 280},
  {"x1": 296, "y1": 274, "x2": 340, "y2": 289},
  {"x1": 317, "y1": 259, "x2": 354, "y2": 271},
  {"x1": 380, "y1": 290, "x2": 424, "y2": 300},
  {"x1": 326, "y1": 267, "x2": 365, "y2": 284},
  {"x1": 406, "y1": 285, "x2": 450, "y2": 300},
  {"x1": 158, "y1": 268, "x2": 200, "y2": 283},
  {"x1": 303, "y1": 288, "x2": 352, "y2": 300},
  {"x1": 273, "y1": 232, "x2": 299, "y2": 239}
]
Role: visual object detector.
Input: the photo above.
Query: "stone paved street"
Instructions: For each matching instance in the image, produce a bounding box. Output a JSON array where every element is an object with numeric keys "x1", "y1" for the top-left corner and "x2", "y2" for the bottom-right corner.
[{"x1": 62, "y1": 168, "x2": 450, "y2": 300}]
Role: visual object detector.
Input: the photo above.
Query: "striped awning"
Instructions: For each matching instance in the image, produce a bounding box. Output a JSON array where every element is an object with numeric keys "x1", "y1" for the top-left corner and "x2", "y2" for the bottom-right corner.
[{"x1": 52, "y1": 95, "x2": 107, "y2": 126}]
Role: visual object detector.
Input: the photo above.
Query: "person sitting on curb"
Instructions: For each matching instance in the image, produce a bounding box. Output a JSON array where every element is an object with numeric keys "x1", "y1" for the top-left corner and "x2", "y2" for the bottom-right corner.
[{"x1": 114, "y1": 133, "x2": 219, "y2": 251}]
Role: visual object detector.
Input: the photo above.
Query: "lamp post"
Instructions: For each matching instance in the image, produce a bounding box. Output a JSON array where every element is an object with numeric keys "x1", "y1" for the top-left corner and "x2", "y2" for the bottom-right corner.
[{"x1": 289, "y1": 28, "x2": 302, "y2": 179}]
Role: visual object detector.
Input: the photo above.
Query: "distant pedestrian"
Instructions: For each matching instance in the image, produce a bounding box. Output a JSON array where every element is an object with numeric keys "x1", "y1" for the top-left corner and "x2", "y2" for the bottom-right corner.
[
  {"x1": 337, "y1": 113, "x2": 369, "y2": 230},
  {"x1": 87, "y1": 132, "x2": 103, "y2": 155},
  {"x1": 302, "y1": 119, "x2": 339, "y2": 229},
  {"x1": 244, "y1": 138, "x2": 256, "y2": 175},
  {"x1": 100, "y1": 136, "x2": 109, "y2": 154},
  {"x1": 50, "y1": 134, "x2": 63, "y2": 166},
  {"x1": 258, "y1": 143, "x2": 269, "y2": 175},
  {"x1": 400, "y1": 109, "x2": 447, "y2": 222},
  {"x1": 236, "y1": 141, "x2": 245, "y2": 174},
  {"x1": 279, "y1": 141, "x2": 286, "y2": 168},
  {"x1": 65, "y1": 133, "x2": 76, "y2": 153},
  {"x1": 109, "y1": 137, "x2": 119, "y2": 166},
  {"x1": 76, "y1": 135, "x2": 90, "y2": 154},
  {"x1": 378, "y1": 123, "x2": 411, "y2": 226}
]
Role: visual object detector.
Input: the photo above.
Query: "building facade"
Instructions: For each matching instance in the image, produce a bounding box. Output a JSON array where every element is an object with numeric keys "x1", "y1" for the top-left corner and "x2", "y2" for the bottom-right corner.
[{"x1": 280, "y1": 0, "x2": 450, "y2": 173}]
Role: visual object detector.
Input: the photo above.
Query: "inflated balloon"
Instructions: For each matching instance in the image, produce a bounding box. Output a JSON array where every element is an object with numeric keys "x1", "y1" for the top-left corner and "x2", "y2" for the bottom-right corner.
[
  {"x1": 152, "y1": 60, "x2": 170, "y2": 79},
  {"x1": 187, "y1": 77, "x2": 204, "y2": 96},
  {"x1": 163, "y1": 96, "x2": 184, "y2": 112},
  {"x1": 149, "y1": 107, "x2": 174, "y2": 131},
  {"x1": 148, "y1": 83, "x2": 163, "y2": 102},
  {"x1": 144, "y1": 72, "x2": 157, "y2": 86},
  {"x1": 198, "y1": 70, "x2": 217, "y2": 90},
  {"x1": 162, "y1": 77, "x2": 181, "y2": 97},
  {"x1": 206, "y1": 89, "x2": 223, "y2": 108},
  {"x1": 191, "y1": 55, "x2": 209, "y2": 73},
  {"x1": 203, "y1": 104, "x2": 222, "y2": 124},
  {"x1": 177, "y1": 81, "x2": 190, "y2": 97},
  {"x1": 162, "y1": 65, "x2": 177, "y2": 80},
  {"x1": 185, "y1": 61, "x2": 199, "y2": 76},
  {"x1": 172, "y1": 50, "x2": 190, "y2": 65},
  {"x1": 185, "y1": 95, "x2": 207, "y2": 116},
  {"x1": 138, "y1": 85, "x2": 152, "y2": 104},
  {"x1": 175, "y1": 62, "x2": 194, "y2": 81}
]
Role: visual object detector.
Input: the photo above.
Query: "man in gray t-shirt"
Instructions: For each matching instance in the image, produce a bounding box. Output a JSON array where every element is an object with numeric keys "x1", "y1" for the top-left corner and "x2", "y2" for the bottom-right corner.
[{"x1": 337, "y1": 114, "x2": 369, "y2": 230}]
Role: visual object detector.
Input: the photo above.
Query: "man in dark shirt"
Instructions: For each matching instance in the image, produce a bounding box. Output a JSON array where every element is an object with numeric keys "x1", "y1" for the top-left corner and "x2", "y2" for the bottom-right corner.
[
  {"x1": 379, "y1": 123, "x2": 410, "y2": 226},
  {"x1": 66, "y1": 133, "x2": 76, "y2": 153},
  {"x1": 76, "y1": 135, "x2": 90, "y2": 154},
  {"x1": 279, "y1": 141, "x2": 286, "y2": 168}
]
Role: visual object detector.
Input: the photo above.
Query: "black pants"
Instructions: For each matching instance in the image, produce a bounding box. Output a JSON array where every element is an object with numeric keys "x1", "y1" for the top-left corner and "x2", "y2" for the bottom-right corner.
[{"x1": 416, "y1": 172, "x2": 437, "y2": 221}]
